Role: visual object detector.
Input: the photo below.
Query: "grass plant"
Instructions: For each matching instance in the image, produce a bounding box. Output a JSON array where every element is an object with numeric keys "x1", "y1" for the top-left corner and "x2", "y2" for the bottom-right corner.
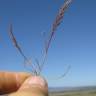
[{"x1": 8, "y1": 0, "x2": 72, "y2": 77}]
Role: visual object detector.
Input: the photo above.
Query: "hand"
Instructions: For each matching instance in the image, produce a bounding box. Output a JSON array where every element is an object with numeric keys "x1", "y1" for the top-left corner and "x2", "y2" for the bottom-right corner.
[{"x1": 0, "y1": 72, "x2": 48, "y2": 96}]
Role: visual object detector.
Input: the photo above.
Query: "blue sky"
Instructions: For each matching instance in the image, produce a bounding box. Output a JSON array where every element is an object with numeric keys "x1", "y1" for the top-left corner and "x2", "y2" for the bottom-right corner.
[{"x1": 0, "y1": 0, "x2": 96, "y2": 87}]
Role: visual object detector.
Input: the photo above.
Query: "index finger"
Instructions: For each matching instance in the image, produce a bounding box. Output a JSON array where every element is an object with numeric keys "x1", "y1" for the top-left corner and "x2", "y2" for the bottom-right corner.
[{"x1": 0, "y1": 71, "x2": 31, "y2": 95}]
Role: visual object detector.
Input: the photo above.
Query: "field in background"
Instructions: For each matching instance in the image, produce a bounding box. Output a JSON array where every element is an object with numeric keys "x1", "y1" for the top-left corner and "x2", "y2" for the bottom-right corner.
[
  {"x1": 1, "y1": 86, "x2": 96, "y2": 96},
  {"x1": 49, "y1": 90, "x2": 96, "y2": 96},
  {"x1": 49, "y1": 86, "x2": 96, "y2": 96}
]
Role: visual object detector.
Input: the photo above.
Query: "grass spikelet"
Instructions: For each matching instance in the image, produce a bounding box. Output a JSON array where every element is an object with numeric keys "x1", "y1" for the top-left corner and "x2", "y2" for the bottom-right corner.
[
  {"x1": 45, "y1": 0, "x2": 72, "y2": 54},
  {"x1": 9, "y1": 24, "x2": 26, "y2": 60},
  {"x1": 8, "y1": 24, "x2": 37, "y2": 74},
  {"x1": 40, "y1": 0, "x2": 72, "y2": 74}
]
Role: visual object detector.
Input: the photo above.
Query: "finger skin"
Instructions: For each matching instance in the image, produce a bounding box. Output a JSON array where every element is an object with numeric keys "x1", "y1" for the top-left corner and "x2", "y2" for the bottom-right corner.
[
  {"x1": 0, "y1": 71, "x2": 31, "y2": 94},
  {"x1": 9, "y1": 76, "x2": 48, "y2": 96}
]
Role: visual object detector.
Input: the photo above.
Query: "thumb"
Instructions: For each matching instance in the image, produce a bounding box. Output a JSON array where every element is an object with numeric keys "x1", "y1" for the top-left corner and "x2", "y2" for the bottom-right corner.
[{"x1": 9, "y1": 76, "x2": 48, "y2": 96}]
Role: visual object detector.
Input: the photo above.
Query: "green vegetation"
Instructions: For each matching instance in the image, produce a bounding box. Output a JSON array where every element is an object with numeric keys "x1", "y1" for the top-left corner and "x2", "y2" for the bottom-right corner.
[
  {"x1": 1, "y1": 87, "x2": 96, "y2": 96},
  {"x1": 49, "y1": 89, "x2": 96, "y2": 96}
]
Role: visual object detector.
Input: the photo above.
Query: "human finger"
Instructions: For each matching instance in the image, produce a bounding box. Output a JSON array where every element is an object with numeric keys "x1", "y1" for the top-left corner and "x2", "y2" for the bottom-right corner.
[
  {"x1": 0, "y1": 71, "x2": 31, "y2": 94},
  {"x1": 9, "y1": 76, "x2": 48, "y2": 96}
]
